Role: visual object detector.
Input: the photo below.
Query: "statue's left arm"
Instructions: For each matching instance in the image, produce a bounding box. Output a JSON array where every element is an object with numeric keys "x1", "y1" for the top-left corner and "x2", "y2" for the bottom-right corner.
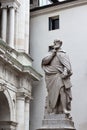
[{"x1": 57, "y1": 52, "x2": 72, "y2": 78}]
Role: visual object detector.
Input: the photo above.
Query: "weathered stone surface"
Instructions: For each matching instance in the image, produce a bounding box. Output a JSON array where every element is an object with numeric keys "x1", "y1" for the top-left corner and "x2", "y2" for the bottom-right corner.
[{"x1": 37, "y1": 114, "x2": 75, "y2": 130}]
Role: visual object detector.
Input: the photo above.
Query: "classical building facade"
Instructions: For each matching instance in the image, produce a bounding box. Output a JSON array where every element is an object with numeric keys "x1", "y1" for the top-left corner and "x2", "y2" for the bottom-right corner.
[{"x1": 0, "y1": 0, "x2": 42, "y2": 130}]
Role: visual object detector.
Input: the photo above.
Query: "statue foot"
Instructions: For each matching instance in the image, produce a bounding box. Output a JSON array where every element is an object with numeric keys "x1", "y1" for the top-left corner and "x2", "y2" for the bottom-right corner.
[
  {"x1": 63, "y1": 109, "x2": 70, "y2": 114},
  {"x1": 63, "y1": 109, "x2": 72, "y2": 120},
  {"x1": 68, "y1": 114, "x2": 72, "y2": 120}
]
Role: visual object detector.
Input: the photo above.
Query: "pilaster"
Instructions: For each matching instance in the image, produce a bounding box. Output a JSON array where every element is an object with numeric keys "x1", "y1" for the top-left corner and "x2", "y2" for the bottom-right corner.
[
  {"x1": 16, "y1": 92, "x2": 25, "y2": 130},
  {"x1": 16, "y1": 91, "x2": 31, "y2": 130},
  {"x1": 25, "y1": 97, "x2": 30, "y2": 130}
]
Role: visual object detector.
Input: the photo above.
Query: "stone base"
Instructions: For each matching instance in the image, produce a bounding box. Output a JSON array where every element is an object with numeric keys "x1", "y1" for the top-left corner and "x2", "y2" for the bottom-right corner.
[
  {"x1": 37, "y1": 114, "x2": 76, "y2": 130},
  {"x1": 38, "y1": 127, "x2": 75, "y2": 130},
  {"x1": 0, "y1": 121, "x2": 17, "y2": 130}
]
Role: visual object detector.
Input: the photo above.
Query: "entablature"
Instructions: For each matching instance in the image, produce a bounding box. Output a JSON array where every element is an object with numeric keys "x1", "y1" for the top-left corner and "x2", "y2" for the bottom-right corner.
[{"x1": 0, "y1": 39, "x2": 42, "y2": 81}]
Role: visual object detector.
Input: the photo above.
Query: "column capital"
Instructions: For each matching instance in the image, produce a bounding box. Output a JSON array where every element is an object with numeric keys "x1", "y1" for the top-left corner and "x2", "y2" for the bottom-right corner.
[
  {"x1": 16, "y1": 89, "x2": 32, "y2": 101},
  {"x1": 1, "y1": 0, "x2": 20, "y2": 10},
  {"x1": 1, "y1": 5, "x2": 7, "y2": 9}
]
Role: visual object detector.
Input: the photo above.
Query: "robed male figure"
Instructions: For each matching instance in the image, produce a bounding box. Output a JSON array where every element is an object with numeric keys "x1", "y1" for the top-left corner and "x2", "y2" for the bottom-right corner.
[{"x1": 42, "y1": 40, "x2": 72, "y2": 115}]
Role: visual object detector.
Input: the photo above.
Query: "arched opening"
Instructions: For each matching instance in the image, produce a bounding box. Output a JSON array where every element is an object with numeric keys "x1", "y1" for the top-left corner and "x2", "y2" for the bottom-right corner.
[
  {"x1": 0, "y1": 91, "x2": 10, "y2": 121},
  {"x1": 0, "y1": 91, "x2": 17, "y2": 130},
  {"x1": 0, "y1": 91, "x2": 11, "y2": 129}
]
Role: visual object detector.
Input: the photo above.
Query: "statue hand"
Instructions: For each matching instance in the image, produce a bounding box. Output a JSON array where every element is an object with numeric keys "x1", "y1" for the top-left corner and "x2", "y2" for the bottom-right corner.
[
  {"x1": 61, "y1": 71, "x2": 68, "y2": 79},
  {"x1": 52, "y1": 49, "x2": 56, "y2": 56}
]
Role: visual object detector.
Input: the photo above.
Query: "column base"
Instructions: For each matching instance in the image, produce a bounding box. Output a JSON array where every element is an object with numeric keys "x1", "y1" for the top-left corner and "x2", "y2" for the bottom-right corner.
[
  {"x1": 0, "y1": 121, "x2": 17, "y2": 130},
  {"x1": 37, "y1": 114, "x2": 76, "y2": 130}
]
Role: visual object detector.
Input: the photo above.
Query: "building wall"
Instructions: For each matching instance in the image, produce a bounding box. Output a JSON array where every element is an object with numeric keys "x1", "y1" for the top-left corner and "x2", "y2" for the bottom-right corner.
[
  {"x1": 15, "y1": 0, "x2": 30, "y2": 53},
  {"x1": 30, "y1": 2, "x2": 87, "y2": 130}
]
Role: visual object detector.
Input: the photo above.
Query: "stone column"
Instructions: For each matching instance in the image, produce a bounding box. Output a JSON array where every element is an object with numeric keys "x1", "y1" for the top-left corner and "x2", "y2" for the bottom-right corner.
[
  {"x1": 8, "y1": 7, "x2": 15, "y2": 48},
  {"x1": 25, "y1": 98, "x2": 30, "y2": 130},
  {"x1": 25, "y1": 0, "x2": 30, "y2": 53},
  {"x1": 1, "y1": 8, "x2": 7, "y2": 42},
  {"x1": 16, "y1": 94, "x2": 25, "y2": 130}
]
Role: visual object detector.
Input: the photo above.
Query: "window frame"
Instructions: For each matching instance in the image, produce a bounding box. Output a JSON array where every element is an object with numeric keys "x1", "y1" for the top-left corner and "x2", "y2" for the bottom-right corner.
[
  {"x1": 30, "y1": 0, "x2": 33, "y2": 4},
  {"x1": 49, "y1": 15, "x2": 60, "y2": 31}
]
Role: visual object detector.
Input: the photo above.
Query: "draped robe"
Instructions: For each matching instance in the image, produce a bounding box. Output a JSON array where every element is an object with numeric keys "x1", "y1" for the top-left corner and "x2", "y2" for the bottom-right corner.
[{"x1": 42, "y1": 50, "x2": 72, "y2": 113}]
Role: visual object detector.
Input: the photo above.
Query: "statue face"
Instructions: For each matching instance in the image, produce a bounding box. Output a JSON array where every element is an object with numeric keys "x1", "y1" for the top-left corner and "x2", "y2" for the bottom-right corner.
[
  {"x1": 49, "y1": 45, "x2": 54, "y2": 51},
  {"x1": 54, "y1": 41, "x2": 61, "y2": 49}
]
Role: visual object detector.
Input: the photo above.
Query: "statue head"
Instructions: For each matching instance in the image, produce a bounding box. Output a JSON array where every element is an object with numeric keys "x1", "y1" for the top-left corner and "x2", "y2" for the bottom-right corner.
[
  {"x1": 48, "y1": 40, "x2": 62, "y2": 51},
  {"x1": 53, "y1": 40, "x2": 62, "y2": 49}
]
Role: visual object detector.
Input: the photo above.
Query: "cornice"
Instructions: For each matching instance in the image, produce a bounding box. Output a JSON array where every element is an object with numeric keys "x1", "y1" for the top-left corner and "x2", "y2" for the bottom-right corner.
[
  {"x1": 30, "y1": 0, "x2": 87, "y2": 17},
  {"x1": 18, "y1": 52, "x2": 33, "y2": 62},
  {"x1": 0, "y1": 39, "x2": 42, "y2": 81},
  {"x1": 23, "y1": 66, "x2": 43, "y2": 81}
]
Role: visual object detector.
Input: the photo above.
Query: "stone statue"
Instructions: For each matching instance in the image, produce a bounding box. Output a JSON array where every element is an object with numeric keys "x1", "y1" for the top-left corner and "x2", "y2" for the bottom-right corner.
[{"x1": 42, "y1": 40, "x2": 72, "y2": 115}]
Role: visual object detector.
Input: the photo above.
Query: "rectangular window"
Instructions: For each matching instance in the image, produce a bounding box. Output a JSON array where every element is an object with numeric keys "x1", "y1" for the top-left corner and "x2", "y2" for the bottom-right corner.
[
  {"x1": 49, "y1": 15, "x2": 59, "y2": 31},
  {"x1": 30, "y1": 0, "x2": 33, "y2": 4}
]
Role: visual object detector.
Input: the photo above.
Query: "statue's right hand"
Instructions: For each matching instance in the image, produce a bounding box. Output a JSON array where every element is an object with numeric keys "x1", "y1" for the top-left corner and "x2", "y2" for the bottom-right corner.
[{"x1": 52, "y1": 49, "x2": 56, "y2": 56}]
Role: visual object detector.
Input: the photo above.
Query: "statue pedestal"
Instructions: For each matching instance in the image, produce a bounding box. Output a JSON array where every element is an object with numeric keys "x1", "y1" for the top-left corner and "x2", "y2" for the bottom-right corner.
[{"x1": 37, "y1": 114, "x2": 76, "y2": 130}]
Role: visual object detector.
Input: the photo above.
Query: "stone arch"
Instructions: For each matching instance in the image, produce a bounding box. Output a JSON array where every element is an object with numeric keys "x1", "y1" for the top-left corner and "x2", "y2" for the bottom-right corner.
[
  {"x1": 0, "y1": 91, "x2": 10, "y2": 121},
  {"x1": 0, "y1": 88, "x2": 17, "y2": 130},
  {"x1": 3, "y1": 89, "x2": 14, "y2": 121}
]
